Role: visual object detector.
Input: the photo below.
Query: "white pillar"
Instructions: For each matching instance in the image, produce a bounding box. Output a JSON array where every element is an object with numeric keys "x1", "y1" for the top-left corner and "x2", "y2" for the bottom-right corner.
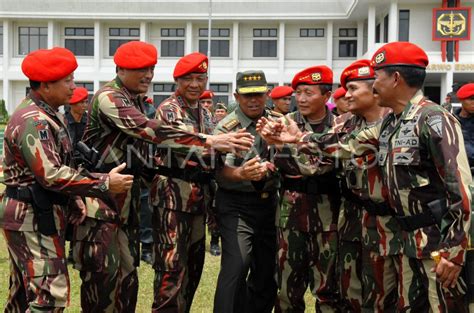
[
  {"x1": 368, "y1": 5, "x2": 376, "y2": 54},
  {"x1": 232, "y1": 22, "x2": 239, "y2": 92},
  {"x1": 47, "y1": 21, "x2": 54, "y2": 49},
  {"x1": 388, "y1": 0, "x2": 398, "y2": 42},
  {"x1": 94, "y1": 80, "x2": 100, "y2": 94},
  {"x1": 326, "y1": 21, "x2": 333, "y2": 68},
  {"x1": 140, "y1": 21, "x2": 148, "y2": 42},
  {"x1": 440, "y1": 70, "x2": 454, "y2": 102},
  {"x1": 278, "y1": 22, "x2": 285, "y2": 85},
  {"x1": 3, "y1": 79, "x2": 12, "y2": 113},
  {"x1": 357, "y1": 20, "x2": 364, "y2": 57},
  {"x1": 185, "y1": 22, "x2": 193, "y2": 54},
  {"x1": 3, "y1": 20, "x2": 11, "y2": 112},
  {"x1": 94, "y1": 21, "x2": 101, "y2": 72}
]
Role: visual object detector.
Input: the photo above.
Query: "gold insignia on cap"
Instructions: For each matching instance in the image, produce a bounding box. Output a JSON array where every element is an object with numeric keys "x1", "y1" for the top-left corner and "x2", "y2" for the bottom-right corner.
[
  {"x1": 375, "y1": 52, "x2": 385, "y2": 64},
  {"x1": 311, "y1": 73, "x2": 322, "y2": 82},
  {"x1": 256, "y1": 75, "x2": 261, "y2": 80},
  {"x1": 244, "y1": 76, "x2": 249, "y2": 81},
  {"x1": 358, "y1": 67, "x2": 370, "y2": 76},
  {"x1": 202, "y1": 61, "x2": 208, "y2": 70}
]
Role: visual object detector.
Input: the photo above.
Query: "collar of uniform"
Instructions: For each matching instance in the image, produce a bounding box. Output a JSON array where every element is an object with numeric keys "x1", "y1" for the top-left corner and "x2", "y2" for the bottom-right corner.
[
  {"x1": 297, "y1": 106, "x2": 333, "y2": 128},
  {"x1": 29, "y1": 90, "x2": 57, "y2": 117},
  {"x1": 114, "y1": 76, "x2": 139, "y2": 102},
  {"x1": 173, "y1": 91, "x2": 198, "y2": 109},
  {"x1": 65, "y1": 110, "x2": 87, "y2": 124},
  {"x1": 400, "y1": 89, "x2": 424, "y2": 121},
  {"x1": 234, "y1": 106, "x2": 256, "y2": 129}
]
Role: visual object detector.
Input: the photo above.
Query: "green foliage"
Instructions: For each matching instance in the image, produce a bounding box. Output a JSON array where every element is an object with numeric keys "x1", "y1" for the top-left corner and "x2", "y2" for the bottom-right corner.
[{"x1": 0, "y1": 100, "x2": 8, "y2": 125}]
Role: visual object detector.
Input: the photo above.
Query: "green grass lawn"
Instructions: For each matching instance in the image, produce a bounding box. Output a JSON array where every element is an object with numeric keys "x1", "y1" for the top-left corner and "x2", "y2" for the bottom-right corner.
[{"x1": 0, "y1": 233, "x2": 314, "y2": 312}]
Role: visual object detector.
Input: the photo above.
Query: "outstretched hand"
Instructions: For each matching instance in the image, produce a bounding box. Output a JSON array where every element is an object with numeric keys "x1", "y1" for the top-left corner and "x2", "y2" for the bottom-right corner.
[
  {"x1": 256, "y1": 117, "x2": 303, "y2": 145},
  {"x1": 205, "y1": 129, "x2": 254, "y2": 153}
]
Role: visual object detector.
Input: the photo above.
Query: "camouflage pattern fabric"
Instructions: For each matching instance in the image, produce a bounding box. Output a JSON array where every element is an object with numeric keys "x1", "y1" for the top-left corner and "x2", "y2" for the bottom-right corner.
[
  {"x1": 274, "y1": 110, "x2": 342, "y2": 312},
  {"x1": 150, "y1": 93, "x2": 213, "y2": 312},
  {"x1": 0, "y1": 91, "x2": 112, "y2": 311}
]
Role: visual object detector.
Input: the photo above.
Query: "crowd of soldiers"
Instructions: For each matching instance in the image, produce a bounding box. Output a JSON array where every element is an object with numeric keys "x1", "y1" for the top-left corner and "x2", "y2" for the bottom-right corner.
[{"x1": 0, "y1": 38, "x2": 473, "y2": 313}]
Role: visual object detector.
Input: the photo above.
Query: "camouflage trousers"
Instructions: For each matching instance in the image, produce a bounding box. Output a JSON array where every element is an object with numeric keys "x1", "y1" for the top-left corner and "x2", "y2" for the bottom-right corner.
[
  {"x1": 275, "y1": 227, "x2": 341, "y2": 313},
  {"x1": 152, "y1": 207, "x2": 205, "y2": 313},
  {"x1": 361, "y1": 250, "x2": 398, "y2": 313},
  {"x1": 396, "y1": 254, "x2": 467, "y2": 313},
  {"x1": 338, "y1": 200, "x2": 363, "y2": 313},
  {"x1": 2, "y1": 229, "x2": 69, "y2": 313},
  {"x1": 72, "y1": 217, "x2": 139, "y2": 312}
]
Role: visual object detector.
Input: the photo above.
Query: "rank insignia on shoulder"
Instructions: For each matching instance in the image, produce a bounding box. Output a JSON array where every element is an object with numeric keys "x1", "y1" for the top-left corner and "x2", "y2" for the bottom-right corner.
[{"x1": 223, "y1": 119, "x2": 240, "y2": 131}]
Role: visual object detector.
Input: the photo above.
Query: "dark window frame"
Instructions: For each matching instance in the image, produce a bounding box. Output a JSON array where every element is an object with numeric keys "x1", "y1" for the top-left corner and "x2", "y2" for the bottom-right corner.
[
  {"x1": 108, "y1": 27, "x2": 140, "y2": 56},
  {"x1": 399, "y1": 10, "x2": 410, "y2": 41},
  {"x1": 339, "y1": 28, "x2": 357, "y2": 37},
  {"x1": 338, "y1": 40, "x2": 357, "y2": 57},
  {"x1": 18, "y1": 26, "x2": 48, "y2": 55},
  {"x1": 300, "y1": 28, "x2": 325, "y2": 37}
]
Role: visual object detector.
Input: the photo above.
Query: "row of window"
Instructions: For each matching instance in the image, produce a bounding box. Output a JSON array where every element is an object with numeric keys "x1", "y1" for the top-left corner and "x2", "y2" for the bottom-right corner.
[{"x1": 0, "y1": 10, "x2": 411, "y2": 58}]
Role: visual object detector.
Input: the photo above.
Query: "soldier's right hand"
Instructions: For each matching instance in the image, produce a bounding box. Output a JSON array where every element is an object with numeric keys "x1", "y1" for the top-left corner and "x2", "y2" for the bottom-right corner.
[
  {"x1": 108, "y1": 163, "x2": 134, "y2": 194},
  {"x1": 205, "y1": 129, "x2": 254, "y2": 153},
  {"x1": 238, "y1": 157, "x2": 268, "y2": 181}
]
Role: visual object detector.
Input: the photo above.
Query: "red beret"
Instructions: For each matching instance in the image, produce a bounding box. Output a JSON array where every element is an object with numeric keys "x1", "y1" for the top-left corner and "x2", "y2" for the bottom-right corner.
[
  {"x1": 114, "y1": 41, "x2": 157, "y2": 69},
  {"x1": 70, "y1": 87, "x2": 89, "y2": 104},
  {"x1": 340, "y1": 59, "x2": 375, "y2": 90},
  {"x1": 457, "y1": 83, "x2": 474, "y2": 100},
  {"x1": 173, "y1": 52, "x2": 208, "y2": 79},
  {"x1": 371, "y1": 42, "x2": 429, "y2": 70},
  {"x1": 270, "y1": 86, "x2": 294, "y2": 99},
  {"x1": 332, "y1": 87, "x2": 347, "y2": 100},
  {"x1": 291, "y1": 66, "x2": 333, "y2": 90},
  {"x1": 22, "y1": 47, "x2": 78, "y2": 82},
  {"x1": 199, "y1": 90, "x2": 214, "y2": 100}
]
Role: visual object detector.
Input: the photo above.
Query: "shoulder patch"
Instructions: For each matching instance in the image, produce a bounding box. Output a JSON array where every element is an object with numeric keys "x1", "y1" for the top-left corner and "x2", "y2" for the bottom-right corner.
[
  {"x1": 223, "y1": 119, "x2": 240, "y2": 131},
  {"x1": 427, "y1": 115, "x2": 443, "y2": 138},
  {"x1": 38, "y1": 129, "x2": 49, "y2": 141}
]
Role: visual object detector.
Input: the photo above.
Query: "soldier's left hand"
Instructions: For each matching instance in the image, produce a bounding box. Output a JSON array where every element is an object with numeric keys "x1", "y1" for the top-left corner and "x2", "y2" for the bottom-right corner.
[
  {"x1": 206, "y1": 129, "x2": 254, "y2": 153},
  {"x1": 432, "y1": 256, "x2": 462, "y2": 288},
  {"x1": 69, "y1": 196, "x2": 87, "y2": 225}
]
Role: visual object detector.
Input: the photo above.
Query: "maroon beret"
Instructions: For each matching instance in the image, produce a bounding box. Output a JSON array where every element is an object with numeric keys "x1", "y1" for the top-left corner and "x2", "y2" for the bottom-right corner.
[
  {"x1": 114, "y1": 41, "x2": 157, "y2": 69},
  {"x1": 332, "y1": 87, "x2": 347, "y2": 100},
  {"x1": 173, "y1": 52, "x2": 208, "y2": 79},
  {"x1": 340, "y1": 59, "x2": 375, "y2": 90},
  {"x1": 22, "y1": 47, "x2": 78, "y2": 82},
  {"x1": 270, "y1": 86, "x2": 294, "y2": 99},
  {"x1": 199, "y1": 90, "x2": 214, "y2": 100},
  {"x1": 371, "y1": 42, "x2": 429, "y2": 70},
  {"x1": 291, "y1": 66, "x2": 333, "y2": 90},
  {"x1": 457, "y1": 83, "x2": 474, "y2": 100},
  {"x1": 70, "y1": 87, "x2": 89, "y2": 104}
]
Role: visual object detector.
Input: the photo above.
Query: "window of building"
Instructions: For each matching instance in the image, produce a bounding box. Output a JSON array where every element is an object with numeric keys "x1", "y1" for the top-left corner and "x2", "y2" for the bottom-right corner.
[
  {"x1": 75, "y1": 82, "x2": 94, "y2": 102},
  {"x1": 376, "y1": 24, "x2": 381, "y2": 43},
  {"x1": 198, "y1": 28, "x2": 230, "y2": 57},
  {"x1": 64, "y1": 27, "x2": 94, "y2": 56},
  {"x1": 108, "y1": 27, "x2": 140, "y2": 56},
  {"x1": 153, "y1": 83, "x2": 176, "y2": 106},
  {"x1": 19, "y1": 26, "x2": 47, "y2": 55},
  {"x1": 300, "y1": 28, "x2": 324, "y2": 37},
  {"x1": 210, "y1": 83, "x2": 230, "y2": 104},
  {"x1": 161, "y1": 28, "x2": 185, "y2": 57},
  {"x1": 383, "y1": 15, "x2": 389, "y2": 43},
  {"x1": 399, "y1": 10, "x2": 410, "y2": 41},
  {"x1": 339, "y1": 28, "x2": 357, "y2": 37},
  {"x1": 0, "y1": 26, "x2": 3, "y2": 55},
  {"x1": 253, "y1": 28, "x2": 277, "y2": 58},
  {"x1": 339, "y1": 40, "x2": 357, "y2": 57}
]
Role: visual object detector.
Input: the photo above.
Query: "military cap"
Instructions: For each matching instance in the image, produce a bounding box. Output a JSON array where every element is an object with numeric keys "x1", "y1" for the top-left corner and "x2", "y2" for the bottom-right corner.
[
  {"x1": 457, "y1": 83, "x2": 474, "y2": 100},
  {"x1": 173, "y1": 52, "x2": 208, "y2": 79},
  {"x1": 236, "y1": 70, "x2": 268, "y2": 94},
  {"x1": 291, "y1": 66, "x2": 333, "y2": 89},
  {"x1": 70, "y1": 87, "x2": 89, "y2": 104},
  {"x1": 199, "y1": 90, "x2": 214, "y2": 100},
  {"x1": 114, "y1": 41, "x2": 157, "y2": 69},
  {"x1": 332, "y1": 87, "x2": 347, "y2": 100},
  {"x1": 270, "y1": 86, "x2": 294, "y2": 99},
  {"x1": 22, "y1": 47, "x2": 78, "y2": 82},
  {"x1": 340, "y1": 59, "x2": 375, "y2": 90},
  {"x1": 371, "y1": 42, "x2": 429, "y2": 70},
  {"x1": 216, "y1": 102, "x2": 228, "y2": 111}
]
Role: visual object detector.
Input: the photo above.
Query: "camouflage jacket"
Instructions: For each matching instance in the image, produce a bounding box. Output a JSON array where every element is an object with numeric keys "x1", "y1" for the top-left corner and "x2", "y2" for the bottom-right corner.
[
  {"x1": 149, "y1": 92, "x2": 214, "y2": 214},
  {"x1": 274, "y1": 110, "x2": 340, "y2": 232},
  {"x1": 377, "y1": 91, "x2": 472, "y2": 263},
  {"x1": 82, "y1": 78, "x2": 208, "y2": 224},
  {"x1": 0, "y1": 91, "x2": 109, "y2": 232},
  {"x1": 214, "y1": 106, "x2": 281, "y2": 192}
]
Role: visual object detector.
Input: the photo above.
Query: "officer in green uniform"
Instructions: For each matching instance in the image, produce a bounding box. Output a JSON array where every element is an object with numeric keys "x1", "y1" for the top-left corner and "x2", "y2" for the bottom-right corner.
[{"x1": 213, "y1": 70, "x2": 281, "y2": 313}]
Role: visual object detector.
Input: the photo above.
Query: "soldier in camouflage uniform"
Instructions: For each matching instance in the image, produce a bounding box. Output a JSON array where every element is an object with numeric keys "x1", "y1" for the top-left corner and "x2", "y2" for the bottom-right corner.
[
  {"x1": 150, "y1": 52, "x2": 214, "y2": 312},
  {"x1": 213, "y1": 70, "x2": 281, "y2": 313},
  {"x1": 370, "y1": 42, "x2": 472, "y2": 312},
  {"x1": 0, "y1": 47, "x2": 133, "y2": 312},
  {"x1": 273, "y1": 66, "x2": 342, "y2": 313},
  {"x1": 75, "y1": 42, "x2": 253, "y2": 312}
]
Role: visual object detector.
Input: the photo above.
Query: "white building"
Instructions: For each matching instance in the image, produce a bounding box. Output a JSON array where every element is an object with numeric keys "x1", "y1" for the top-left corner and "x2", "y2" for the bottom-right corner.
[{"x1": 0, "y1": 0, "x2": 473, "y2": 112}]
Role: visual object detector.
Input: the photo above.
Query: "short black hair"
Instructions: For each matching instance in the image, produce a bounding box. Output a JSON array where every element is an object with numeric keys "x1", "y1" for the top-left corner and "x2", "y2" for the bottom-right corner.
[
  {"x1": 382, "y1": 66, "x2": 426, "y2": 89},
  {"x1": 317, "y1": 84, "x2": 333, "y2": 95},
  {"x1": 29, "y1": 80, "x2": 41, "y2": 91}
]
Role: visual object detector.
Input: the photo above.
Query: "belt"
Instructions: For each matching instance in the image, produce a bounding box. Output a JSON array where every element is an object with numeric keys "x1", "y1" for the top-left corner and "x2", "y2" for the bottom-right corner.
[
  {"x1": 5, "y1": 186, "x2": 69, "y2": 206},
  {"x1": 282, "y1": 176, "x2": 331, "y2": 195},
  {"x1": 158, "y1": 166, "x2": 213, "y2": 184},
  {"x1": 219, "y1": 188, "x2": 276, "y2": 199},
  {"x1": 342, "y1": 190, "x2": 393, "y2": 216},
  {"x1": 393, "y1": 211, "x2": 437, "y2": 232}
]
